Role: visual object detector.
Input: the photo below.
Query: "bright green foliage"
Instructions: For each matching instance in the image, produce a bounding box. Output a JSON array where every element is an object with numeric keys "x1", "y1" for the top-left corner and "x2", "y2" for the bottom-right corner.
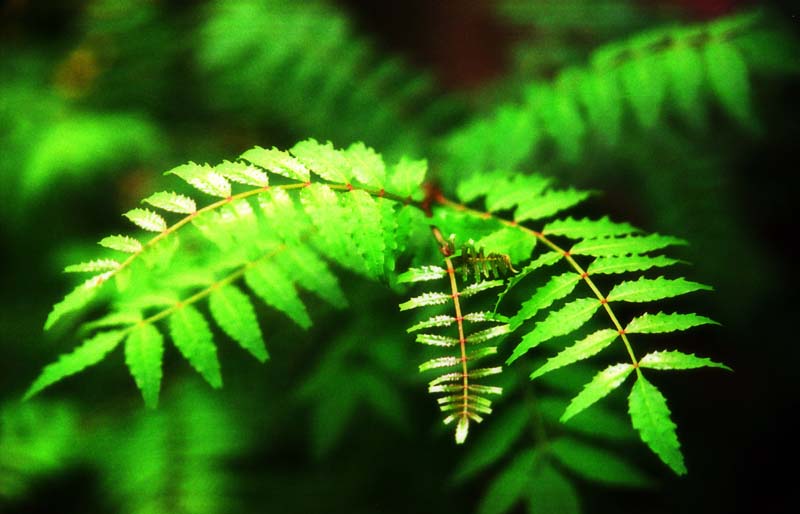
[
  {"x1": 24, "y1": 331, "x2": 126, "y2": 400},
  {"x1": 208, "y1": 285, "x2": 268, "y2": 362},
  {"x1": 32, "y1": 140, "x2": 426, "y2": 408},
  {"x1": 169, "y1": 305, "x2": 222, "y2": 388},
  {"x1": 508, "y1": 298, "x2": 601, "y2": 363},
  {"x1": 561, "y1": 364, "x2": 634, "y2": 422},
  {"x1": 444, "y1": 10, "x2": 789, "y2": 176},
  {"x1": 608, "y1": 277, "x2": 712, "y2": 303},
  {"x1": 626, "y1": 312, "x2": 719, "y2": 334},
  {"x1": 628, "y1": 374, "x2": 686, "y2": 474},
  {"x1": 33, "y1": 138, "x2": 724, "y2": 479},
  {"x1": 125, "y1": 323, "x2": 164, "y2": 408},
  {"x1": 638, "y1": 350, "x2": 731, "y2": 371},
  {"x1": 530, "y1": 329, "x2": 619, "y2": 380}
]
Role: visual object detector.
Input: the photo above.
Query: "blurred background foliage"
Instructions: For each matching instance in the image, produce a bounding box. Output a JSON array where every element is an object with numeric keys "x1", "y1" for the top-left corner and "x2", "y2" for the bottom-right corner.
[{"x1": 0, "y1": 0, "x2": 797, "y2": 513}]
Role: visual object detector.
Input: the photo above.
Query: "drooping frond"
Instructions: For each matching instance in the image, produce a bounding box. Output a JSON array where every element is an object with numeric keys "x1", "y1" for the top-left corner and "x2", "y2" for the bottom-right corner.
[
  {"x1": 399, "y1": 228, "x2": 514, "y2": 444},
  {"x1": 443, "y1": 10, "x2": 798, "y2": 176},
  {"x1": 29, "y1": 139, "x2": 427, "y2": 407}
]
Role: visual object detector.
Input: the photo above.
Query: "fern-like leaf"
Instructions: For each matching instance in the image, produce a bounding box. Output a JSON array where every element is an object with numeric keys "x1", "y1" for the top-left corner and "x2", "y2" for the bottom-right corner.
[
  {"x1": 124, "y1": 323, "x2": 164, "y2": 408},
  {"x1": 628, "y1": 373, "x2": 686, "y2": 474},
  {"x1": 561, "y1": 363, "x2": 635, "y2": 422}
]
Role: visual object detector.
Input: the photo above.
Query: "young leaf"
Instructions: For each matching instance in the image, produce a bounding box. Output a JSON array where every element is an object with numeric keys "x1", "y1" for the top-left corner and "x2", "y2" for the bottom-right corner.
[
  {"x1": 143, "y1": 191, "x2": 197, "y2": 214},
  {"x1": 628, "y1": 373, "x2": 687, "y2": 474},
  {"x1": 530, "y1": 329, "x2": 619, "y2": 380},
  {"x1": 399, "y1": 292, "x2": 451, "y2": 311},
  {"x1": 99, "y1": 234, "x2": 142, "y2": 254},
  {"x1": 508, "y1": 297, "x2": 600, "y2": 364},
  {"x1": 561, "y1": 363, "x2": 634, "y2": 422},
  {"x1": 169, "y1": 305, "x2": 222, "y2": 388},
  {"x1": 124, "y1": 323, "x2": 164, "y2": 408},
  {"x1": 607, "y1": 276, "x2": 712, "y2": 303},
  {"x1": 25, "y1": 330, "x2": 125, "y2": 400},
  {"x1": 638, "y1": 351, "x2": 731, "y2": 371},
  {"x1": 549, "y1": 436, "x2": 653, "y2": 487},
  {"x1": 625, "y1": 312, "x2": 718, "y2": 334},
  {"x1": 123, "y1": 208, "x2": 167, "y2": 232},
  {"x1": 570, "y1": 234, "x2": 686, "y2": 257},
  {"x1": 208, "y1": 284, "x2": 268, "y2": 362},
  {"x1": 587, "y1": 255, "x2": 682, "y2": 275}
]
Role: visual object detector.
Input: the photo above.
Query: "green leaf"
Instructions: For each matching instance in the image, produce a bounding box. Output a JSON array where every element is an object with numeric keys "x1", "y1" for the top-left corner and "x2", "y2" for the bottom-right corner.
[
  {"x1": 301, "y1": 184, "x2": 363, "y2": 272},
  {"x1": 64, "y1": 259, "x2": 120, "y2": 273},
  {"x1": 143, "y1": 191, "x2": 197, "y2": 214},
  {"x1": 343, "y1": 190, "x2": 385, "y2": 277},
  {"x1": 620, "y1": 53, "x2": 668, "y2": 128},
  {"x1": 291, "y1": 139, "x2": 351, "y2": 184},
  {"x1": 638, "y1": 350, "x2": 731, "y2": 371},
  {"x1": 123, "y1": 208, "x2": 167, "y2": 232},
  {"x1": 169, "y1": 305, "x2": 222, "y2": 388},
  {"x1": 453, "y1": 405, "x2": 530, "y2": 483},
  {"x1": 494, "y1": 252, "x2": 561, "y2": 311},
  {"x1": 209, "y1": 284, "x2": 268, "y2": 362},
  {"x1": 625, "y1": 312, "x2": 718, "y2": 334},
  {"x1": 279, "y1": 246, "x2": 348, "y2": 309},
  {"x1": 539, "y1": 397, "x2": 636, "y2": 442},
  {"x1": 389, "y1": 157, "x2": 427, "y2": 199},
  {"x1": 664, "y1": 41, "x2": 706, "y2": 127},
  {"x1": 561, "y1": 363, "x2": 634, "y2": 422},
  {"x1": 44, "y1": 273, "x2": 107, "y2": 330},
  {"x1": 99, "y1": 234, "x2": 142, "y2": 254},
  {"x1": 486, "y1": 174, "x2": 550, "y2": 212},
  {"x1": 514, "y1": 188, "x2": 590, "y2": 222},
  {"x1": 245, "y1": 259, "x2": 311, "y2": 329},
  {"x1": 530, "y1": 329, "x2": 619, "y2": 380},
  {"x1": 579, "y1": 70, "x2": 622, "y2": 145},
  {"x1": 525, "y1": 465, "x2": 580, "y2": 514},
  {"x1": 215, "y1": 160, "x2": 269, "y2": 187},
  {"x1": 124, "y1": 323, "x2": 164, "y2": 408},
  {"x1": 477, "y1": 448, "x2": 539, "y2": 514},
  {"x1": 587, "y1": 255, "x2": 682, "y2": 275},
  {"x1": 543, "y1": 216, "x2": 638, "y2": 240},
  {"x1": 476, "y1": 227, "x2": 536, "y2": 264},
  {"x1": 607, "y1": 276, "x2": 712, "y2": 303},
  {"x1": 166, "y1": 162, "x2": 231, "y2": 198},
  {"x1": 241, "y1": 146, "x2": 310, "y2": 182},
  {"x1": 508, "y1": 297, "x2": 600, "y2": 364},
  {"x1": 25, "y1": 330, "x2": 125, "y2": 400},
  {"x1": 549, "y1": 436, "x2": 652, "y2": 487},
  {"x1": 511, "y1": 272, "x2": 581, "y2": 329},
  {"x1": 628, "y1": 374, "x2": 686, "y2": 474},
  {"x1": 570, "y1": 234, "x2": 686, "y2": 257},
  {"x1": 705, "y1": 40, "x2": 752, "y2": 125},
  {"x1": 346, "y1": 142, "x2": 385, "y2": 188}
]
